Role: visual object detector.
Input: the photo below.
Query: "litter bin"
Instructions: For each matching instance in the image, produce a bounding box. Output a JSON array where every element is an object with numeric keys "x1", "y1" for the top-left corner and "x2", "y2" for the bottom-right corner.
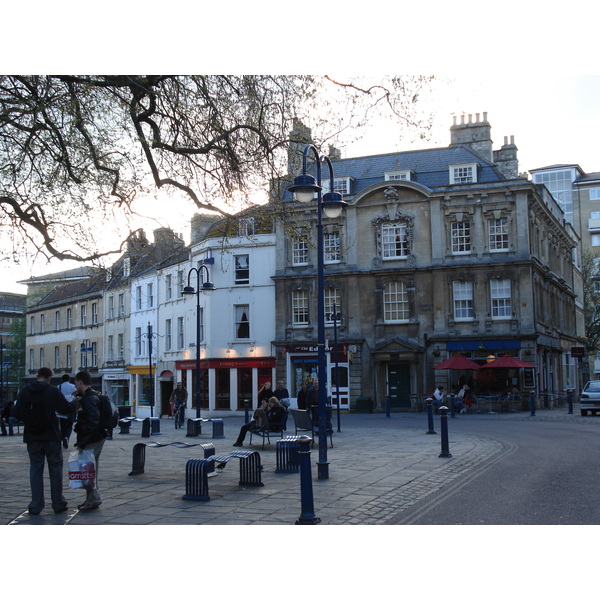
[{"x1": 356, "y1": 396, "x2": 372, "y2": 414}]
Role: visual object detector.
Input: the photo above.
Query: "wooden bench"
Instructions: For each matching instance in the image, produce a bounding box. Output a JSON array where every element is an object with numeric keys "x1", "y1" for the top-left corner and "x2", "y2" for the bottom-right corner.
[
  {"x1": 128, "y1": 441, "x2": 216, "y2": 476},
  {"x1": 182, "y1": 450, "x2": 263, "y2": 502},
  {"x1": 248, "y1": 411, "x2": 289, "y2": 449},
  {"x1": 186, "y1": 418, "x2": 225, "y2": 439}
]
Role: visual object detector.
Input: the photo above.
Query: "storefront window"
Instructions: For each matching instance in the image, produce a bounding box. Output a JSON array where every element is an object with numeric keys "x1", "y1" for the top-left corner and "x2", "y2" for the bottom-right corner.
[
  {"x1": 291, "y1": 356, "x2": 319, "y2": 396},
  {"x1": 190, "y1": 368, "x2": 208, "y2": 410},
  {"x1": 216, "y1": 368, "x2": 230, "y2": 410},
  {"x1": 238, "y1": 368, "x2": 252, "y2": 410},
  {"x1": 108, "y1": 382, "x2": 129, "y2": 406}
]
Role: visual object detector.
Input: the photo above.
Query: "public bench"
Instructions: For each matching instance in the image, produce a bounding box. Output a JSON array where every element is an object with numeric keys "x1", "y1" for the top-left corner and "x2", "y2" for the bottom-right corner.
[
  {"x1": 275, "y1": 436, "x2": 301, "y2": 473},
  {"x1": 186, "y1": 418, "x2": 225, "y2": 439},
  {"x1": 290, "y1": 409, "x2": 333, "y2": 448},
  {"x1": 248, "y1": 411, "x2": 288, "y2": 449},
  {"x1": 128, "y1": 441, "x2": 216, "y2": 476},
  {"x1": 118, "y1": 417, "x2": 161, "y2": 437},
  {"x1": 182, "y1": 450, "x2": 263, "y2": 501}
]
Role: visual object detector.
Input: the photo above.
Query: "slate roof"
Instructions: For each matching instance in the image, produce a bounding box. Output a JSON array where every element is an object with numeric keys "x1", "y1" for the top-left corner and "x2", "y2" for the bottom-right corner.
[
  {"x1": 36, "y1": 275, "x2": 105, "y2": 307},
  {"x1": 285, "y1": 144, "x2": 506, "y2": 201}
]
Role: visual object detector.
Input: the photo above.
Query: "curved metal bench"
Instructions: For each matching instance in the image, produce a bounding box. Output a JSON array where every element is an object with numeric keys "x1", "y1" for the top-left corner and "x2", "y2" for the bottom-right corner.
[
  {"x1": 182, "y1": 450, "x2": 263, "y2": 502},
  {"x1": 128, "y1": 441, "x2": 216, "y2": 476}
]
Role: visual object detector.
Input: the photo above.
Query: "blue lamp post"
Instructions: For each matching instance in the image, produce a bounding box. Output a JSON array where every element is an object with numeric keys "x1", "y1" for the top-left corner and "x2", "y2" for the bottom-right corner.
[
  {"x1": 182, "y1": 264, "x2": 215, "y2": 418},
  {"x1": 288, "y1": 144, "x2": 347, "y2": 480}
]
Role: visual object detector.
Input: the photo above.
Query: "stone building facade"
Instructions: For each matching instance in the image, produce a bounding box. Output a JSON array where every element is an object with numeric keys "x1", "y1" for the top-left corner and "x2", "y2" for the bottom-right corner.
[{"x1": 273, "y1": 115, "x2": 582, "y2": 410}]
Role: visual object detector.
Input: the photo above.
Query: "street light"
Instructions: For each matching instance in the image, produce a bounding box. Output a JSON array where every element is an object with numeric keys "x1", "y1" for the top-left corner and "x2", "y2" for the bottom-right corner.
[
  {"x1": 288, "y1": 144, "x2": 347, "y2": 480},
  {"x1": 139, "y1": 323, "x2": 158, "y2": 417},
  {"x1": 182, "y1": 264, "x2": 215, "y2": 418}
]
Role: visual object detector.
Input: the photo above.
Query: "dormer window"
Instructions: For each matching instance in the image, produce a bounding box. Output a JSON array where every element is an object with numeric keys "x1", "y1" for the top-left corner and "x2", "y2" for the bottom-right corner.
[
  {"x1": 450, "y1": 163, "x2": 477, "y2": 184},
  {"x1": 238, "y1": 217, "x2": 255, "y2": 236},
  {"x1": 385, "y1": 170, "x2": 412, "y2": 181},
  {"x1": 321, "y1": 177, "x2": 353, "y2": 195}
]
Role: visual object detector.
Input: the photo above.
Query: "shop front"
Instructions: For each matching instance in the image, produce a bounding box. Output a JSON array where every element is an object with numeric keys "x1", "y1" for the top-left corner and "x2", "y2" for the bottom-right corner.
[
  {"x1": 174, "y1": 356, "x2": 276, "y2": 415},
  {"x1": 284, "y1": 344, "x2": 350, "y2": 409},
  {"x1": 101, "y1": 369, "x2": 131, "y2": 417}
]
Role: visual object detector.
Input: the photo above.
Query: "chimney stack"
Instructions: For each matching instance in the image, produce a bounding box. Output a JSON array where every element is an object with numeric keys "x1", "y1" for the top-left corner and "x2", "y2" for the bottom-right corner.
[{"x1": 450, "y1": 112, "x2": 493, "y2": 163}]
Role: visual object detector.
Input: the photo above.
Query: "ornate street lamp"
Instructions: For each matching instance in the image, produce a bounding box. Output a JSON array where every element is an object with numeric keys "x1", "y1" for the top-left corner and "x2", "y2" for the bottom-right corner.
[
  {"x1": 182, "y1": 264, "x2": 215, "y2": 418},
  {"x1": 288, "y1": 144, "x2": 347, "y2": 479}
]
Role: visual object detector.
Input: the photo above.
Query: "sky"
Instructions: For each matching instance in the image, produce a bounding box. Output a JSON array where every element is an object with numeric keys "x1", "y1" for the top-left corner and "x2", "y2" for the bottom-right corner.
[
  {"x1": 3, "y1": 74, "x2": 599, "y2": 295},
  {"x1": 2, "y1": 1, "x2": 599, "y2": 296}
]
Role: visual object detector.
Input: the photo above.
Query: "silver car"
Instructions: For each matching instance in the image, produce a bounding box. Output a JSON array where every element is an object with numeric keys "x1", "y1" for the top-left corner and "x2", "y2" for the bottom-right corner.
[{"x1": 580, "y1": 381, "x2": 600, "y2": 416}]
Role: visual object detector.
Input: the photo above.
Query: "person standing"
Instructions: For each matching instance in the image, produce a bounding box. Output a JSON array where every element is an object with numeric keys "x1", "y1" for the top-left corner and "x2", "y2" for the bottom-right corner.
[
  {"x1": 296, "y1": 382, "x2": 309, "y2": 410},
  {"x1": 1, "y1": 400, "x2": 18, "y2": 436},
  {"x1": 273, "y1": 380, "x2": 290, "y2": 407},
  {"x1": 257, "y1": 381, "x2": 273, "y2": 407},
  {"x1": 73, "y1": 370, "x2": 107, "y2": 512},
  {"x1": 57, "y1": 374, "x2": 76, "y2": 448},
  {"x1": 15, "y1": 367, "x2": 76, "y2": 515}
]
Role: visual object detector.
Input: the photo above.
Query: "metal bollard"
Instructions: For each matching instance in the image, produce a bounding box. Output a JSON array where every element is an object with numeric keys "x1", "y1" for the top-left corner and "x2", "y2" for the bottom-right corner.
[
  {"x1": 244, "y1": 399, "x2": 250, "y2": 424},
  {"x1": 426, "y1": 399, "x2": 437, "y2": 434},
  {"x1": 449, "y1": 393, "x2": 456, "y2": 418},
  {"x1": 567, "y1": 389, "x2": 574, "y2": 415},
  {"x1": 385, "y1": 394, "x2": 391, "y2": 418},
  {"x1": 295, "y1": 436, "x2": 321, "y2": 525},
  {"x1": 529, "y1": 391, "x2": 536, "y2": 416},
  {"x1": 439, "y1": 406, "x2": 452, "y2": 458}
]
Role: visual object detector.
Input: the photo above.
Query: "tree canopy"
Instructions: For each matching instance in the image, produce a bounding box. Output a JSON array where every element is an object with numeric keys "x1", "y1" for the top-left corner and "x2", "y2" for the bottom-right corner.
[{"x1": 0, "y1": 75, "x2": 434, "y2": 266}]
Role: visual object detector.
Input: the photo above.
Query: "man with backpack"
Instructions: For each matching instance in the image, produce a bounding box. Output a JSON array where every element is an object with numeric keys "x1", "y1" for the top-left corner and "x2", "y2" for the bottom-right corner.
[
  {"x1": 15, "y1": 367, "x2": 76, "y2": 515},
  {"x1": 73, "y1": 370, "x2": 108, "y2": 512}
]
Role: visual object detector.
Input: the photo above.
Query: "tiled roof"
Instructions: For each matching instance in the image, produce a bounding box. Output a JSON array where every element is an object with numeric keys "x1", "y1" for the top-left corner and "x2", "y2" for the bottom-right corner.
[{"x1": 286, "y1": 145, "x2": 505, "y2": 200}]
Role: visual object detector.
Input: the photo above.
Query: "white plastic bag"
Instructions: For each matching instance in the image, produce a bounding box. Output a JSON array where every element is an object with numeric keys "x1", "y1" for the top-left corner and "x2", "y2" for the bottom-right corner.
[{"x1": 68, "y1": 449, "x2": 96, "y2": 490}]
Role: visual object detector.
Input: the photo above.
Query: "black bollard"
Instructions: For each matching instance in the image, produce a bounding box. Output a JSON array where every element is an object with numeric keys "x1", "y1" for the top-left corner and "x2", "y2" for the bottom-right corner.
[
  {"x1": 244, "y1": 399, "x2": 250, "y2": 424},
  {"x1": 449, "y1": 393, "x2": 456, "y2": 418},
  {"x1": 295, "y1": 436, "x2": 321, "y2": 525},
  {"x1": 385, "y1": 395, "x2": 391, "y2": 418},
  {"x1": 439, "y1": 406, "x2": 452, "y2": 458},
  {"x1": 529, "y1": 391, "x2": 536, "y2": 416},
  {"x1": 567, "y1": 389, "x2": 574, "y2": 415},
  {"x1": 426, "y1": 399, "x2": 437, "y2": 434}
]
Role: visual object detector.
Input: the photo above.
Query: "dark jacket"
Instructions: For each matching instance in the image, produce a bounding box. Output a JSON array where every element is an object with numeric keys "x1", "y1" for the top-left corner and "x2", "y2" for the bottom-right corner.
[
  {"x1": 265, "y1": 405, "x2": 285, "y2": 430},
  {"x1": 15, "y1": 380, "x2": 74, "y2": 443},
  {"x1": 74, "y1": 388, "x2": 107, "y2": 448}
]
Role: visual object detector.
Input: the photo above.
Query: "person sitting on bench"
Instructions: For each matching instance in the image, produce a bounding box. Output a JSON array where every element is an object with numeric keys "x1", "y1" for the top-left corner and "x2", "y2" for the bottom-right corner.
[{"x1": 233, "y1": 397, "x2": 285, "y2": 447}]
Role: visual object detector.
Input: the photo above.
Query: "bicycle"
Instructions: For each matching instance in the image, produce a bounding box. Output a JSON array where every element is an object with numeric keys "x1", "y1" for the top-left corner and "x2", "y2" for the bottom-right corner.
[{"x1": 174, "y1": 405, "x2": 184, "y2": 429}]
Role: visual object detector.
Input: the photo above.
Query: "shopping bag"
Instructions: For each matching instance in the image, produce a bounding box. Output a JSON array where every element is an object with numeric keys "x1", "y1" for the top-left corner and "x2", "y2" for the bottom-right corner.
[{"x1": 68, "y1": 449, "x2": 96, "y2": 490}]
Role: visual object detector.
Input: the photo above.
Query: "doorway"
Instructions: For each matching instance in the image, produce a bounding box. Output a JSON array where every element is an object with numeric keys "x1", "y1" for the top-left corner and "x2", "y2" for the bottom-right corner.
[{"x1": 387, "y1": 363, "x2": 411, "y2": 409}]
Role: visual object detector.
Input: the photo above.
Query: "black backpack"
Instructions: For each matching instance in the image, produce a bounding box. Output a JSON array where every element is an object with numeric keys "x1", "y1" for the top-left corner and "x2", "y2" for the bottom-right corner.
[
  {"x1": 97, "y1": 393, "x2": 119, "y2": 430},
  {"x1": 25, "y1": 394, "x2": 51, "y2": 434}
]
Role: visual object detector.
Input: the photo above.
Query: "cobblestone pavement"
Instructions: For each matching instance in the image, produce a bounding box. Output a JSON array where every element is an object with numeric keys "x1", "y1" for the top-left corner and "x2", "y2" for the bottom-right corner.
[{"x1": 0, "y1": 408, "x2": 589, "y2": 526}]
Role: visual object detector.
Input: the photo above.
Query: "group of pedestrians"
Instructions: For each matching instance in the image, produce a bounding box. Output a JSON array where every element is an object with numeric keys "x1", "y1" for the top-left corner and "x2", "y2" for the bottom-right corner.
[
  {"x1": 8, "y1": 367, "x2": 109, "y2": 515},
  {"x1": 430, "y1": 384, "x2": 474, "y2": 414}
]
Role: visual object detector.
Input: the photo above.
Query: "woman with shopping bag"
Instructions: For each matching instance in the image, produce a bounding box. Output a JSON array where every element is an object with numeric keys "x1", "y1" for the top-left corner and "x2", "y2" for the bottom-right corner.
[{"x1": 73, "y1": 370, "x2": 107, "y2": 512}]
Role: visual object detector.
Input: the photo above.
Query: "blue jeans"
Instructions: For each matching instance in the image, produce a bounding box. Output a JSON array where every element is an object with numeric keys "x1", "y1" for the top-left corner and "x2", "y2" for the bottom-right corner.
[
  {"x1": 26, "y1": 440, "x2": 68, "y2": 513},
  {"x1": 1, "y1": 417, "x2": 18, "y2": 435}
]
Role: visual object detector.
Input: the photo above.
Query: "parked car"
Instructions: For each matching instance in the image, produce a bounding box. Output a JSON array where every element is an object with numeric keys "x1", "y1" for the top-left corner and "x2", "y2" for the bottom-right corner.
[{"x1": 580, "y1": 381, "x2": 600, "y2": 416}]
